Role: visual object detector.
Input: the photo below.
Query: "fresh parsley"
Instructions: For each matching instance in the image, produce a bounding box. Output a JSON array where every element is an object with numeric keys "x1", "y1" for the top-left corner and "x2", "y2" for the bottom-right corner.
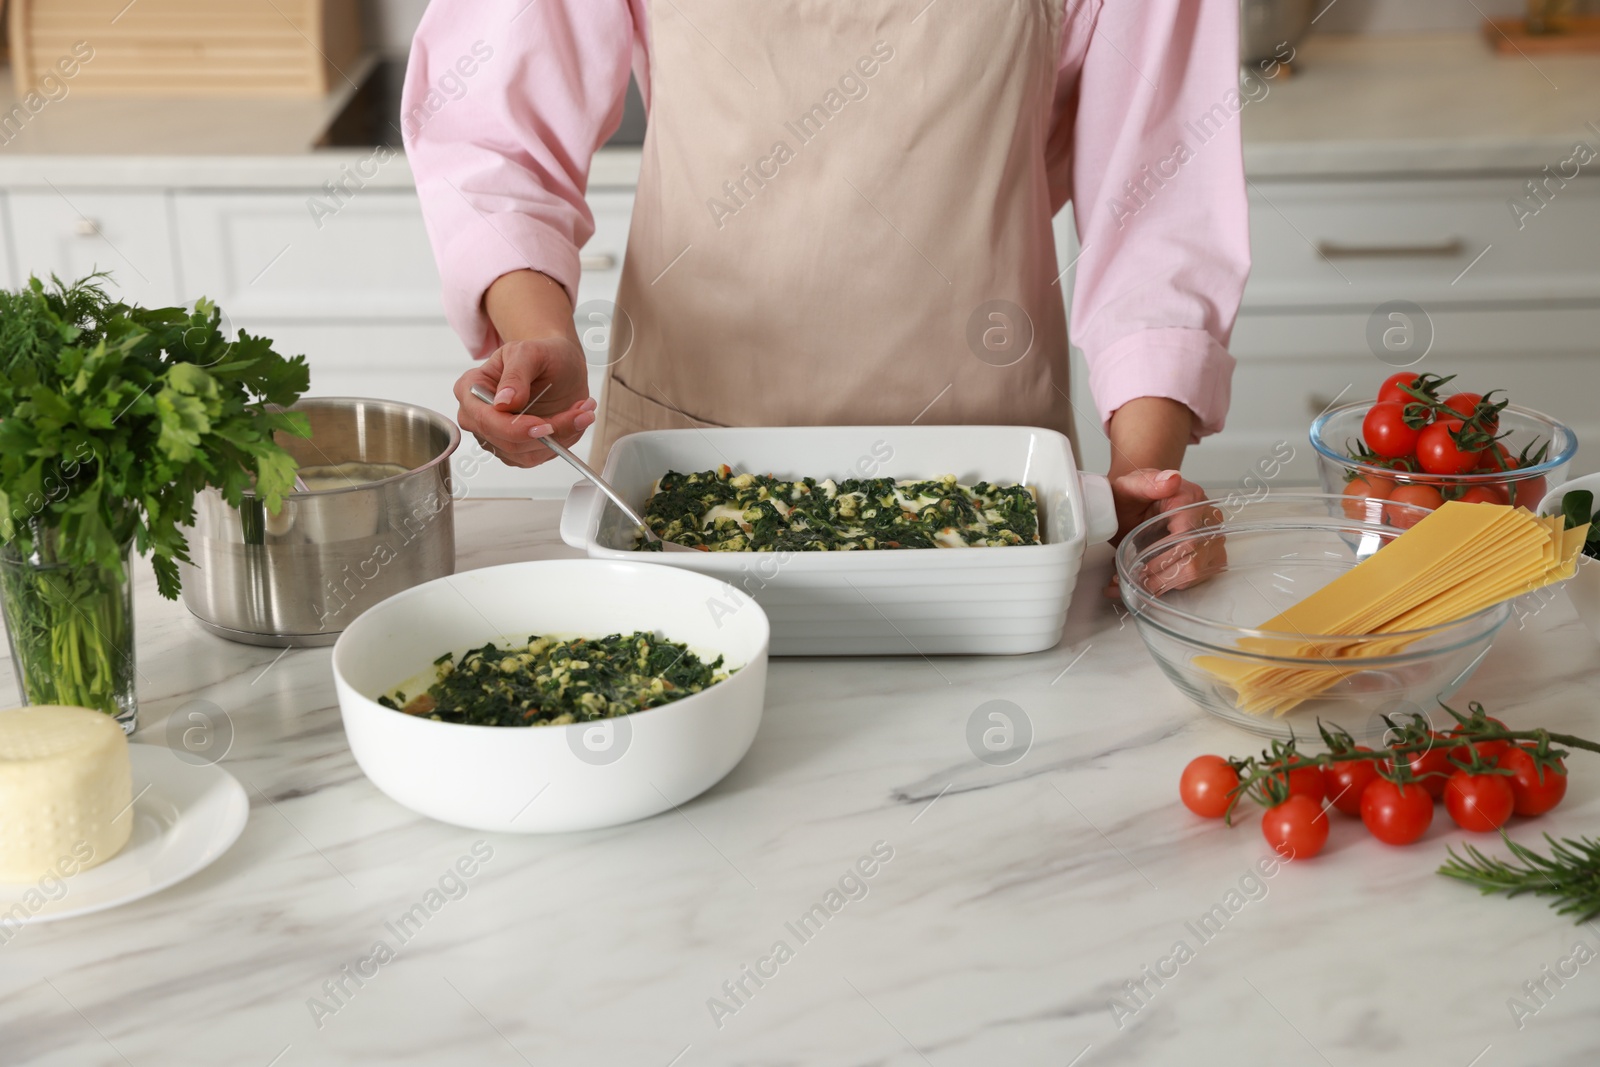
[{"x1": 0, "y1": 273, "x2": 311, "y2": 597}]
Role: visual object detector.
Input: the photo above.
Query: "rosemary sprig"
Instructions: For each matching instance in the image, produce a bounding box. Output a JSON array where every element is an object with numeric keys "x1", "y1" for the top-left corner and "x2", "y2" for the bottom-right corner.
[{"x1": 1438, "y1": 833, "x2": 1600, "y2": 924}]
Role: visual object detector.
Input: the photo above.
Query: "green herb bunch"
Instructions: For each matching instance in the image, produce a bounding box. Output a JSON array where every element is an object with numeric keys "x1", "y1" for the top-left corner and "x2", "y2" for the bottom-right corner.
[
  {"x1": 1440, "y1": 833, "x2": 1600, "y2": 923},
  {"x1": 1556, "y1": 488, "x2": 1600, "y2": 562},
  {"x1": 0, "y1": 274, "x2": 310, "y2": 597}
]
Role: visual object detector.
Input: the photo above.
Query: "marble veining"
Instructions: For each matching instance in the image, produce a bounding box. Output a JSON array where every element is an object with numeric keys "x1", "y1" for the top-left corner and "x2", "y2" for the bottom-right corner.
[{"x1": 1, "y1": 498, "x2": 1598, "y2": 1066}]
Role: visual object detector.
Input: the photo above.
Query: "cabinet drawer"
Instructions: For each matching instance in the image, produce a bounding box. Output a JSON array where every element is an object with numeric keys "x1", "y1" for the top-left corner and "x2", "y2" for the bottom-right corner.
[
  {"x1": 574, "y1": 191, "x2": 633, "y2": 312},
  {"x1": 1193, "y1": 306, "x2": 1600, "y2": 486},
  {"x1": 8, "y1": 192, "x2": 181, "y2": 307},
  {"x1": 173, "y1": 191, "x2": 444, "y2": 318},
  {"x1": 1244, "y1": 177, "x2": 1600, "y2": 308},
  {"x1": 0, "y1": 196, "x2": 15, "y2": 289}
]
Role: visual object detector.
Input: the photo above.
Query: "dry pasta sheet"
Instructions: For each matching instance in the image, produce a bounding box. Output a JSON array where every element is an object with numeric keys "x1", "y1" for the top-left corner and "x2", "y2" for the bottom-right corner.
[{"x1": 1198, "y1": 501, "x2": 1589, "y2": 717}]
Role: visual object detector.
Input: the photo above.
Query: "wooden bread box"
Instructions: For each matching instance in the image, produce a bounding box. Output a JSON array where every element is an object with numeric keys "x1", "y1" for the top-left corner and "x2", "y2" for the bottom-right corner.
[{"x1": 8, "y1": 0, "x2": 361, "y2": 98}]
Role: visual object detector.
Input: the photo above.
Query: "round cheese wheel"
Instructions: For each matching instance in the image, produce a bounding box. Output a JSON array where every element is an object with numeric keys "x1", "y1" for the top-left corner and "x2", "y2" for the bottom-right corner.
[{"x1": 0, "y1": 706, "x2": 133, "y2": 882}]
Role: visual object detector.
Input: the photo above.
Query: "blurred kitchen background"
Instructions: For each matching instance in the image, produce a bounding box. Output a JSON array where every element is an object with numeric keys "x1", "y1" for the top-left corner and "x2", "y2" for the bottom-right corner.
[{"x1": 0, "y1": 0, "x2": 1597, "y2": 496}]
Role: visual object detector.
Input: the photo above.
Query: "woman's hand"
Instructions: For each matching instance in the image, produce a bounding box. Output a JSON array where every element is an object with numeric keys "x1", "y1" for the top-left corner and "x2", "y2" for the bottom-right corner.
[
  {"x1": 1111, "y1": 468, "x2": 1206, "y2": 542},
  {"x1": 1106, "y1": 468, "x2": 1223, "y2": 597},
  {"x1": 1098, "y1": 378, "x2": 1222, "y2": 598},
  {"x1": 454, "y1": 335, "x2": 594, "y2": 467},
  {"x1": 463, "y1": 269, "x2": 595, "y2": 468}
]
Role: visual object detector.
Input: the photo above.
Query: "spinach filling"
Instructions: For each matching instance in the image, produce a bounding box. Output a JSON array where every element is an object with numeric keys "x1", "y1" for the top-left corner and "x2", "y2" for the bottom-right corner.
[
  {"x1": 377, "y1": 632, "x2": 729, "y2": 727},
  {"x1": 638, "y1": 466, "x2": 1040, "y2": 551}
]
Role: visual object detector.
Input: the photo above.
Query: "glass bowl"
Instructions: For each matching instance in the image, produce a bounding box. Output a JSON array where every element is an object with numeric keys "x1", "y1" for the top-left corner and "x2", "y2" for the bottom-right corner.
[
  {"x1": 1116, "y1": 494, "x2": 1510, "y2": 742},
  {"x1": 1310, "y1": 400, "x2": 1577, "y2": 519}
]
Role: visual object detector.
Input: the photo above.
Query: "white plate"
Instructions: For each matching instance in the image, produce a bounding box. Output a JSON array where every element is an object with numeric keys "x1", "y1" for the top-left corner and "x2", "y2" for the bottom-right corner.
[{"x1": 0, "y1": 744, "x2": 248, "y2": 923}]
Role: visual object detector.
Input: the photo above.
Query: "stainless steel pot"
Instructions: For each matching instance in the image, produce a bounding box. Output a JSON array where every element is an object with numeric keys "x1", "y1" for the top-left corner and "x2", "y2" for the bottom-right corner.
[
  {"x1": 1240, "y1": 0, "x2": 1312, "y2": 66},
  {"x1": 180, "y1": 398, "x2": 460, "y2": 647}
]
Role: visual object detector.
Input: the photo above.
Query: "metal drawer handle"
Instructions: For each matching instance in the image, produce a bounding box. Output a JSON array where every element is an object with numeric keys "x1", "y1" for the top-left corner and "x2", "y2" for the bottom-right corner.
[
  {"x1": 73, "y1": 217, "x2": 102, "y2": 237},
  {"x1": 580, "y1": 252, "x2": 618, "y2": 271},
  {"x1": 1316, "y1": 239, "x2": 1464, "y2": 259}
]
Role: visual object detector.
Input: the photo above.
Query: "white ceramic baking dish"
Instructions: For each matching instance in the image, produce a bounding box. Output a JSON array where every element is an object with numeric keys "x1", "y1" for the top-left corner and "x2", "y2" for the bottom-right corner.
[{"x1": 559, "y1": 425, "x2": 1117, "y2": 655}]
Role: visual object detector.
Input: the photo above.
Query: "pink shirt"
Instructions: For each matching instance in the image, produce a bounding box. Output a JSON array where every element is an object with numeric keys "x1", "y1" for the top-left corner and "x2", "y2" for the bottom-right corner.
[{"x1": 403, "y1": 0, "x2": 1250, "y2": 438}]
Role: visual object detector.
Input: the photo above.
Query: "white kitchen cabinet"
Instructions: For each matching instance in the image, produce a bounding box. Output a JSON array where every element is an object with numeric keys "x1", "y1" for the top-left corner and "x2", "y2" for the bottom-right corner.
[
  {"x1": 172, "y1": 190, "x2": 445, "y2": 319},
  {"x1": 170, "y1": 188, "x2": 634, "y2": 498},
  {"x1": 1066, "y1": 177, "x2": 1600, "y2": 490},
  {"x1": 0, "y1": 196, "x2": 15, "y2": 289},
  {"x1": 7, "y1": 191, "x2": 181, "y2": 307},
  {"x1": 11, "y1": 163, "x2": 1591, "y2": 500},
  {"x1": 575, "y1": 191, "x2": 633, "y2": 312},
  {"x1": 1210, "y1": 305, "x2": 1600, "y2": 483},
  {"x1": 1244, "y1": 177, "x2": 1600, "y2": 308}
]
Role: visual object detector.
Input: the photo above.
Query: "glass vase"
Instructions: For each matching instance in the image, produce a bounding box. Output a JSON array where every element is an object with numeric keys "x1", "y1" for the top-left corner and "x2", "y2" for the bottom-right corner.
[{"x1": 0, "y1": 538, "x2": 137, "y2": 733}]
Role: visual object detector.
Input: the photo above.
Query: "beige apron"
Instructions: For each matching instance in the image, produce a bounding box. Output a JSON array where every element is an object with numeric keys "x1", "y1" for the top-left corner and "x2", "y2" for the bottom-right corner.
[{"x1": 593, "y1": 0, "x2": 1072, "y2": 459}]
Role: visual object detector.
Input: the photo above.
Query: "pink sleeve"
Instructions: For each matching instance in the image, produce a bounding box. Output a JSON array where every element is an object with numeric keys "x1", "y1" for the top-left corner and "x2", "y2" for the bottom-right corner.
[
  {"x1": 402, "y1": 0, "x2": 645, "y2": 359},
  {"x1": 1064, "y1": 0, "x2": 1251, "y2": 440}
]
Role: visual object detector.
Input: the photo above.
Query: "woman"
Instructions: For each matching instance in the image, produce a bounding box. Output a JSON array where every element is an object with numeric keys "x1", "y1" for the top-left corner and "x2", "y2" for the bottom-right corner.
[{"x1": 404, "y1": 0, "x2": 1249, "y2": 540}]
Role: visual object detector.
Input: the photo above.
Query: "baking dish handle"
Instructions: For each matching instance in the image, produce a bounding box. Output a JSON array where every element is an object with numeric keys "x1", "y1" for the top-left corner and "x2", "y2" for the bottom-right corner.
[
  {"x1": 1079, "y1": 472, "x2": 1117, "y2": 546},
  {"x1": 560, "y1": 481, "x2": 598, "y2": 550}
]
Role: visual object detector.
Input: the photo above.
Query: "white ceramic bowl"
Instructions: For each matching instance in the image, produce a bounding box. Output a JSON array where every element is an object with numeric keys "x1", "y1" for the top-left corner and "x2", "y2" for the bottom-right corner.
[
  {"x1": 559, "y1": 425, "x2": 1118, "y2": 656},
  {"x1": 1539, "y1": 473, "x2": 1600, "y2": 645},
  {"x1": 331, "y1": 560, "x2": 770, "y2": 833}
]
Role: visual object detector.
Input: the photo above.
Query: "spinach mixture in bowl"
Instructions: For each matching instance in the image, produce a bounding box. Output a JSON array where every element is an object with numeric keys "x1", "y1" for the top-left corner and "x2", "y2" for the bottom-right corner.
[
  {"x1": 640, "y1": 466, "x2": 1040, "y2": 551},
  {"x1": 378, "y1": 632, "x2": 731, "y2": 727}
]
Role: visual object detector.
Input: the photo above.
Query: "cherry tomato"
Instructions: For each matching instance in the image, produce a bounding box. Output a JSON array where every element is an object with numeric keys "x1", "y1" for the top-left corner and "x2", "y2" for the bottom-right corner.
[
  {"x1": 1342, "y1": 475, "x2": 1394, "y2": 521},
  {"x1": 1499, "y1": 745, "x2": 1568, "y2": 817},
  {"x1": 1512, "y1": 475, "x2": 1547, "y2": 509},
  {"x1": 1179, "y1": 755, "x2": 1240, "y2": 819},
  {"x1": 1441, "y1": 392, "x2": 1499, "y2": 435},
  {"x1": 1443, "y1": 770, "x2": 1515, "y2": 833},
  {"x1": 1416, "y1": 419, "x2": 1482, "y2": 475},
  {"x1": 1261, "y1": 795, "x2": 1329, "y2": 860},
  {"x1": 1322, "y1": 749, "x2": 1380, "y2": 816},
  {"x1": 1262, "y1": 758, "x2": 1326, "y2": 805},
  {"x1": 1377, "y1": 372, "x2": 1423, "y2": 406},
  {"x1": 1447, "y1": 717, "x2": 1511, "y2": 766},
  {"x1": 1393, "y1": 736, "x2": 1453, "y2": 799},
  {"x1": 1475, "y1": 444, "x2": 1513, "y2": 473},
  {"x1": 1457, "y1": 485, "x2": 1508, "y2": 506},
  {"x1": 1361, "y1": 778, "x2": 1434, "y2": 846},
  {"x1": 1385, "y1": 483, "x2": 1445, "y2": 528},
  {"x1": 1363, "y1": 401, "x2": 1423, "y2": 459}
]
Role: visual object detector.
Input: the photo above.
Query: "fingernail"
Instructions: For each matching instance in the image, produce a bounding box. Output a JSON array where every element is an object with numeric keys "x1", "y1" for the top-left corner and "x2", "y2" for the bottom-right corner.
[
  {"x1": 1160, "y1": 469, "x2": 1181, "y2": 481},
  {"x1": 575, "y1": 411, "x2": 596, "y2": 431},
  {"x1": 528, "y1": 423, "x2": 553, "y2": 439},
  {"x1": 579, "y1": 397, "x2": 598, "y2": 412},
  {"x1": 494, "y1": 387, "x2": 515, "y2": 405}
]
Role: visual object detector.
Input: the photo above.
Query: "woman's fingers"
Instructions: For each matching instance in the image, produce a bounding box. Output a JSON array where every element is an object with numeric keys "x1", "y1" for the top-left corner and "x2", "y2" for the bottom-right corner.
[
  {"x1": 454, "y1": 337, "x2": 592, "y2": 467},
  {"x1": 1143, "y1": 537, "x2": 1227, "y2": 596},
  {"x1": 1112, "y1": 468, "x2": 1184, "y2": 504},
  {"x1": 504, "y1": 398, "x2": 594, "y2": 453},
  {"x1": 466, "y1": 398, "x2": 595, "y2": 469},
  {"x1": 1104, "y1": 467, "x2": 1225, "y2": 595}
]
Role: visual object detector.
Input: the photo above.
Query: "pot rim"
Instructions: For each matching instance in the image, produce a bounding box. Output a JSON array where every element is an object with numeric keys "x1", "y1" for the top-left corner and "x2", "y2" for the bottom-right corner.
[{"x1": 243, "y1": 397, "x2": 462, "y2": 499}]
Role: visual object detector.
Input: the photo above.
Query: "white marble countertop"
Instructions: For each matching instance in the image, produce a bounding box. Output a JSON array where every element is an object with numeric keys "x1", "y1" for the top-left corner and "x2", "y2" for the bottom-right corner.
[
  {"x1": 3, "y1": 32, "x2": 1599, "y2": 190},
  {"x1": 1242, "y1": 33, "x2": 1600, "y2": 177},
  {"x1": 3, "y1": 497, "x2": 1600, "y2": 1066}
]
